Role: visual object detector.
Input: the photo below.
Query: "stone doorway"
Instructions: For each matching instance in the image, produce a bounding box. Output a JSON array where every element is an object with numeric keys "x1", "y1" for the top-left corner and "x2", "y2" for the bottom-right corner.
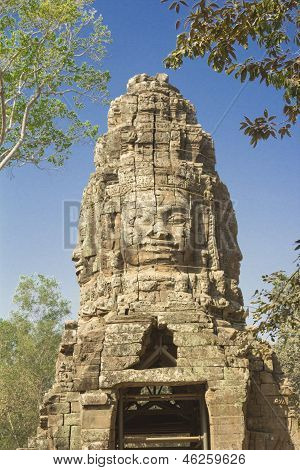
[{"x1": 116, "y1": 384, "x2": 209, "y2": 449}]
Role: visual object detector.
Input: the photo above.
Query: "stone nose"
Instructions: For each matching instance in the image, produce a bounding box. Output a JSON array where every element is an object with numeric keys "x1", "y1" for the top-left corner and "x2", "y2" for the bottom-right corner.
[
  {"x1": 72, "y1": 246, "x2": 81, "y2": 263},
  {"x1": 148, "y1": 220, "x2": 172, "y2": 240}
]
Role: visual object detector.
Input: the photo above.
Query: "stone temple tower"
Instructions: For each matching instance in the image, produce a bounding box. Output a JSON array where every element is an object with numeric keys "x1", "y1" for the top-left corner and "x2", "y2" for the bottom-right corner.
[{"x1": 29, "y1": 74, "x2": 298, "y2": 450}]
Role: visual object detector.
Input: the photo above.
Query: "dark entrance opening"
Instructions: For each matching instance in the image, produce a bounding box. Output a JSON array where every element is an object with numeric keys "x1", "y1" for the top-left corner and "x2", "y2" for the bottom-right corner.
[{"x1": 116, "y1": 384, "x2": 209, "y2": 450}]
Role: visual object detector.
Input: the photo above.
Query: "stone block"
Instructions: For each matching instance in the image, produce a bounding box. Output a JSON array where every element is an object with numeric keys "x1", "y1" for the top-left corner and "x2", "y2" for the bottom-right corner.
[
  {"x1": 78, "y1": 329, "x2": 105, "y2": 343},
  {"x1": 61, "y1": 329, "x2": 77, "y2": 344},
  {"x1": 81, "y1": 391, "x2": 109, "y2": 406},
  {"x1": 104, "y1": 332, "x2": 144, "y2": 343},
  {"x1": 101, "y1": 355, "x2": 139, "y2": 370},
  {"x1": 157, "y1": 313, "x2": 202, "y2": 324},
  {"x1": 167, "y1": 323, "x2": 203, "y2": 333},
  {"x1": 177, "y1": 345, "x2": 222, "y2": 358},
  {"x1": 174, "y1": 332, "x2": 218, "y2": 347},
  {"x1": 52, "y1": 425, "x2": 71, "y2": 438},
  {"x1": 64, "y1": 413, "x2": 81, "y2": 426},
  {"x1": 177, "y1": 357, "x2": 226, "y2": 367},
  {"x1": 73, "y1": 376, "x2": 99, "y2": 392},
  {"x1": 74, "y1": 342, "x2": 102, "y2": 355},
  {"x1": 54, "y1": 438, "x2": 70, "y2": 450},
  {"x1": 48, "y1": 402, "x2": 70, "y2": 415},
  {"x1": 226, "y1": 357, "x2": 248, "y2": 368},
  {"x1": 75, "y1": 364, "x2": 100, "y2": 376},
  {"x1": 102, "y1": 343, "x2": 142, "y2": 357},
  {"x1": 99, "y1": 367, "x2": 198, "y2": 388},
  {"x1": 199, "y1": 366, "x2": 224, "y2": 380},
  {"x1": 217, "y1": 326, "x2": 237, "y2": 341},
  {"x1": 81, "y1": 429, "x2": 111, "y2": 442},
  {"x1": 210, "y1": 415, "x2": 245, "y2": 430},
  {"x1": 211, "y1": 438, "x2": 244, "y2": 451},
  {"x1": 224, "y1": 367, "x2": 249, "y2": 383},
  {"x1": 66, "y1": 392, "x2": 81, "y2": 401},
  {"x1": 84, "y1": 440, "x2": 114, "y2": 450},
  {"x1": 207, "y1": 387, "x2": 247, "y2": 405},
  {"x1": 28, "y1": 437, "x2": 49, "y2": 450},
  {"x1": 48, "y1": 414, "x2": 63, "y2": 427},
  {"x1": 71, "y1": 401, "x2": 81, "y2": 413},
  {"x1": 70, "y1": 425, "x2": 81, "y2": 450},
  {"x1": 82, "y1": 409, "x2": 114, "y2": 430},
  {"x1": 209, "y1": 404, "x2": 244, "y2": 417}
]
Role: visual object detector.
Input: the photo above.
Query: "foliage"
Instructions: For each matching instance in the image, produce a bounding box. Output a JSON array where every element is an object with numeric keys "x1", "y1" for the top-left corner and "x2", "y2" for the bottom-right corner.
[
  {"x1": 0, "y1": 0, "x2": 111, "y2": 170},
  {"x1": 252, "y1": 269, "x2": 300, "y2": 340},
  {"x1": 161, "y1": 0, "x2": 299, "y2": 146},
  {"x1": 274, "y1": 326, "x2": 300, "y2": 406},
  {"x1": 252, "y1": 244, "x2": 300, "y2": 403},
  {"x1": 0, "y1": 274, "x2": 71, "y2": 449}
]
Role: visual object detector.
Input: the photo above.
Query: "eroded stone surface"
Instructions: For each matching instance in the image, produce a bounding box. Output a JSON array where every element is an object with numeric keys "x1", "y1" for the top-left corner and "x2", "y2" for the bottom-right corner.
[{"x1": 28, "y1": 74, "x2": 299, "y2": 450}]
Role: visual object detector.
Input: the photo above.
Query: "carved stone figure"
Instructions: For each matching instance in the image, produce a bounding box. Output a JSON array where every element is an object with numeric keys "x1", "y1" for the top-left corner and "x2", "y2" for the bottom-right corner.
[
  {"x1": 70, "y1": 72, "x2": 246, "y2": 323},
  {"x1": 28, "y1": 74, "x2": 299, "y2": 451}
]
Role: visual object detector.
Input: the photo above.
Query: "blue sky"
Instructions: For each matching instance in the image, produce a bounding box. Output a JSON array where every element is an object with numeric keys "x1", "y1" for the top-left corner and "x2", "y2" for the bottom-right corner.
[{"x1": 1, "y1": 0, "x2": 299, "y2": 320}]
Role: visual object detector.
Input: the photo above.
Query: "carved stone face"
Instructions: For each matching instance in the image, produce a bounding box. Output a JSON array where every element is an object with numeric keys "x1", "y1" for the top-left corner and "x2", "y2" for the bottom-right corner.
[
  {"x1": 120, "y1": 188, "x2": 194, "y2": 266},
  {"x1": 72, "y1": 208, "x2": 96, "y2": 283}
]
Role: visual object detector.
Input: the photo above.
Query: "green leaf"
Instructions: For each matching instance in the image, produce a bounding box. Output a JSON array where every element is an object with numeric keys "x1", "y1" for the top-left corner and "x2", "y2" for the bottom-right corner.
[{"x1": 240, "y1": 68, "x2": 247, "y2": 82}]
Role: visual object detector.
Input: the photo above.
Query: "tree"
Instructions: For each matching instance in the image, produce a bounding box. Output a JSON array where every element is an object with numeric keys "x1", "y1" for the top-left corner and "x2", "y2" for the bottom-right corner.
[
  {"x1": 0, "y1": 0, "x2": 111, "y2": 170},
  {"x1": 161, "y1": 0, "x2": 299, "y2": 146},
  {"x1": 0, "y1": 274, "x2": 71, "y2": 449},
  {"x1": 252, "y1": 244, "x2": 300, "y2": 404}
]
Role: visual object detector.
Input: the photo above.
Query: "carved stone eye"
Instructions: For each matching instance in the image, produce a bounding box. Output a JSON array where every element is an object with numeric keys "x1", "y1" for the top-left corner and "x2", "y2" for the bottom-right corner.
[{"x1": 169, "y1": 213, "x2": 186, "y2": 224}]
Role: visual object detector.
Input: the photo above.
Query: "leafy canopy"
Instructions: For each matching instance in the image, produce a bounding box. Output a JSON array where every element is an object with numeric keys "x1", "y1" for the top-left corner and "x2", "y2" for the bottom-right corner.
[
  {"x1": 161, "y1": 0, "x2": 299, "y2": 146},
  {"x1": 0, "y1": 274, "x2": 71, "y2": 449},
  {"x1": 0, "y1": 0, "x2": 111, "y2": 170}
]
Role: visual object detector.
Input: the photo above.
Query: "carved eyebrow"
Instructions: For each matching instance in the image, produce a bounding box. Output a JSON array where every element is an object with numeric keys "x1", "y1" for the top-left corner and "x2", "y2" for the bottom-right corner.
[
  {"x1": 167, "y1": 207, "x2": 187, "y2": 215},
  {"x1": 162, "y1": 207, "x2": 187, "y2": 222}
]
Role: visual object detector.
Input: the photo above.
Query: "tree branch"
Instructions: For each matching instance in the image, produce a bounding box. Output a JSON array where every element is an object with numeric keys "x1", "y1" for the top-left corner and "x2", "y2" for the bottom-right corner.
[
  {"x1": 6, "y1": 73, "x2": 26, "y2": 132},
  {"x1": 2, "y1": 51, "x2": 21, "y2": 73},
  {"x1": 0, "y1": 88, "x2": 42, "y2": 170},
  {"x1": 47, "y1": 88, "x2": 89, "y2": 97},
  {"x1": 0, "y1": 70, "x2": 7, "y2": 146}
]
